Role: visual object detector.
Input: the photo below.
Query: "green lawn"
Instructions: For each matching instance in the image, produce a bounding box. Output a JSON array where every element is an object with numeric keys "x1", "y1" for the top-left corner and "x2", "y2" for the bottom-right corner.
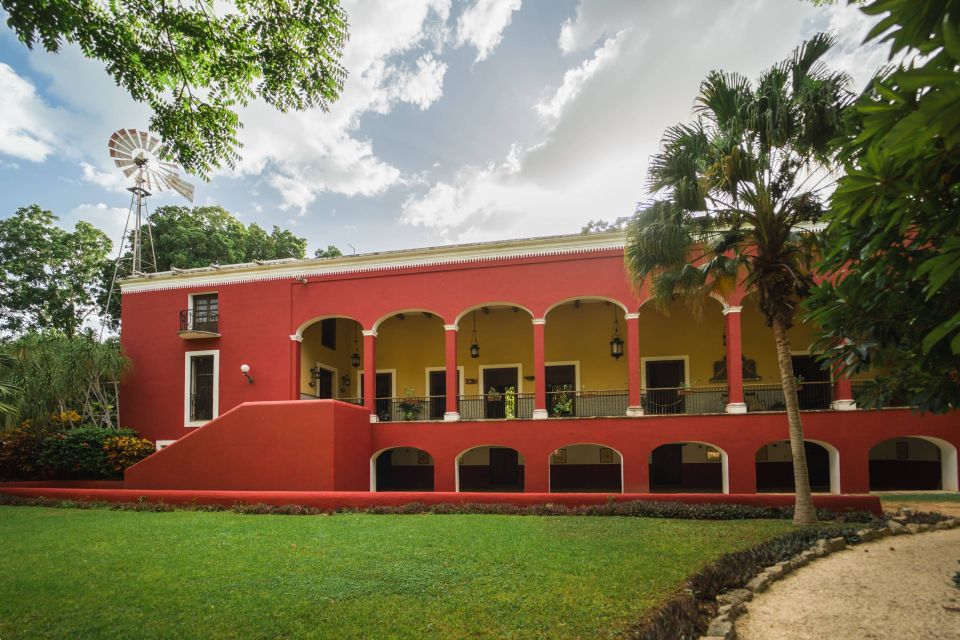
[
  {"x1": 876, "y1": 492, "x2": 960, "y2": 502},
  {"x1": 0, "y1": 507, "x2": 791, "y2": 639}
]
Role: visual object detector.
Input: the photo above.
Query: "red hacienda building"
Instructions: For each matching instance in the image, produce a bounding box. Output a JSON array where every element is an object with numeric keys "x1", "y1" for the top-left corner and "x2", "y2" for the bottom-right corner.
[{"x1": 118, "y1": 231, "x2": 959, "y2": 496}]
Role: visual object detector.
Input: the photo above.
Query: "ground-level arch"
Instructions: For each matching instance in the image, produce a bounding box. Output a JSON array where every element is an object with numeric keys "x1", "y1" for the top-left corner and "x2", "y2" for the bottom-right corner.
[
  {"x1": 456, "y1": 445, "x2": 524, "y2": 492},
  {"x1": 370, "y1": 447, "x2": 434, "y2": 492},
  {"x1": 649, "y1": 442, "x2": 728, "y2": 494},
  {"x1": 869, "y1": 436, "x2": 959, "y2": 492},
  {"x1": 549, "y1": 444, "x2": 622, "y2": 493}
]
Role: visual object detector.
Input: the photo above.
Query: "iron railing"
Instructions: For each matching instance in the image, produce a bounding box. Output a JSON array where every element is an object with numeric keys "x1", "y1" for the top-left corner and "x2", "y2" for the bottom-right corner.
[
  {"x1": 458, "y1": 393, "x2": 535, "y2": 420},
  {"x1": 179, "y1": 309, "x2": 219, "y2": 333},
  {"x1": 642, "y1": 386, "x2": 728, "y2": 415},
  {"x1": 743, "y1": 381, "x2": 833, "y2": 412},
  {"x1": 546, "y1": 389, "x2": 628, "y2": 418}
]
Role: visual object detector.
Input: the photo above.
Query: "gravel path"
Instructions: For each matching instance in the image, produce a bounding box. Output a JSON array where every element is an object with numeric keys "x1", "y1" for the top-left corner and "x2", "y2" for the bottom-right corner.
[{"x1": 738, "y1": 528, "x2": 960, "y2": 640}]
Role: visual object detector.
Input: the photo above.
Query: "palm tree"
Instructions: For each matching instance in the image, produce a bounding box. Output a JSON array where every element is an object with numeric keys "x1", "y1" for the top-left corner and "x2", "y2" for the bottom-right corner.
[
  {"x1": 0, "y1": 353, "x2": 20, "y2": 425},
  {"x1": 625, "y1": 34, "x2": 851, "y2": 525}
]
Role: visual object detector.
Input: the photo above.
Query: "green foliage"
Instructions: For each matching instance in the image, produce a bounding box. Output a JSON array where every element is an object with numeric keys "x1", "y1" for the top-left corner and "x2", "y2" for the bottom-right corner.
[
  {"x1": 1, "y1": 0, "x2": 348, "y2": 178},
  {"x1": 36, "y1": 426, "x2": 141, "y2": 479},
  {"x1": 581, "y1": 216, "x2": 633, "y2": 234},
  {"x1": 806, "y1": 0, "x2": 960, "y2": 412},
  {"x1": 0, "y1": 354, "x2": 18, "y2": 420},
  {"x1": 0, "y1": 422, "x2": 56, "y2": 479},
  {"x1": 3, "y1": 333, "x2": 129, "y2": 428},
  {"x1": 314, "y1": 244, "x2": 343, "y2": 258},
  {"x1": 0, "y1": 206, "x2": 112, "y2": 337}
]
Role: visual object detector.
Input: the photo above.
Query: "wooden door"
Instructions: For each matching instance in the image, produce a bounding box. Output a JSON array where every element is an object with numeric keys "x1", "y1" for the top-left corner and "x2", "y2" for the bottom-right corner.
[
  {"x1": 652, "y1": 444, "x2": 683, "y2": 486},
  {"x1": 428, "y1": 370, "x2": 459, "y2": 420},
  {"x1": 482, "y1": 367, "x2": 519, "y2": 419},
  {"x1": 489, "y1": 447, "x2": 519, "y2": 486},
  {"x1": 646, "y1": 360, "x2": 685, "y2": 414},
  {"x1": 545, "y1": 364, "x2": 576, "y2": 416}
]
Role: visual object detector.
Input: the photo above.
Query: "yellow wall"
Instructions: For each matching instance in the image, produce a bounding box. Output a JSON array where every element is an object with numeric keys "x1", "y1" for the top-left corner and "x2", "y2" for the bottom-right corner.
[
  {"x1": 300, "y1": 318, "x2": 364, "y2": 398},
  {"x1": 545, "y1": 301, "x2": 628, "y2": 390},
  {"x1": 376, "y1": 313, "x2": 445, "y2": 396},
  {"x1": 740, "y1": 300, "x2": 818, "y2": 384},
  {"x1": 637, "y1": 299, "x2": 726, "y2": 387},
  {"x1": 457, "y1": 307, "x2": 533, "y2": 395}
]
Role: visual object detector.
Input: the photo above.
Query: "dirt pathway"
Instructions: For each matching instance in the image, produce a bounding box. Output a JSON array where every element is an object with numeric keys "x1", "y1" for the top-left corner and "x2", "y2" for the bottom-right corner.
[{"x1": 737, "y1": 528, "x2": 960, "y2": 640}]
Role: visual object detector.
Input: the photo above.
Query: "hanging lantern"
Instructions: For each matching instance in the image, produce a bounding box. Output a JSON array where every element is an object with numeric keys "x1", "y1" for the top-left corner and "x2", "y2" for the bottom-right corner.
[
  {"x1": 350, "y1": 324, "x2": 360, "y2": 368},
  {"x1": 609, "y1": 309, "x2": 624, "y2": 359},
  {"x1": 470, "y1": 310, "x2": 480, "y2": 359}
]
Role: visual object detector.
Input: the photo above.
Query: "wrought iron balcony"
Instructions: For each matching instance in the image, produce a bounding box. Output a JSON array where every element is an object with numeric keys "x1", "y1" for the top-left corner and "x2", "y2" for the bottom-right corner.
[{"x1": 178, "y1": 309, "x2": 220, "y2": 339}]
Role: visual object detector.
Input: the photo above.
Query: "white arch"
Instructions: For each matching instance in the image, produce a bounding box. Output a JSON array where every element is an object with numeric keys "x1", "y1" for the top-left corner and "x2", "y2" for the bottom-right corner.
[
  {"x1": 454, "y1": 302, "x2": 534, "y2": 326},
  {"x1": 651, "y1": 441, "x2": 730, "y2": 494},
  {"x1": 542, "y1": 297, "x2": 630, "y2": 318},
  {"x1": 369, "y1": 446, "x2": 435, "y2": 492},
  {"x1": 756, "y1": 439, "x2": 840, "y2": 495},
  {"x1": 454, "y1": 444, "x2": 524, "y2": 492},
  {"x1": 869, "y1": 435, "x2": 958, "y2": 492},
  {"x1": 372, "y1": 308, "x2": 445, "y2": 331},
  {"x1": 547, "y1": 443, "x2": 624, "y2": 494},
  {"x1": 294, "y1": 314, "x2": 363, "y2": 340}
]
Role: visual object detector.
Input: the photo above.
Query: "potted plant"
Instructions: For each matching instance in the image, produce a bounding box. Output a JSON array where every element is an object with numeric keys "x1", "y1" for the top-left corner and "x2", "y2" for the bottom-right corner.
[
  {"x1": 551, "y1": 384, "x2": 574, "y2": 417},
  {"x1": 503, "y1": 386, "x2": 516, "y2": 419},
  {"x1": 398, "y1": 388, "x2": 420, "y2": 421}
]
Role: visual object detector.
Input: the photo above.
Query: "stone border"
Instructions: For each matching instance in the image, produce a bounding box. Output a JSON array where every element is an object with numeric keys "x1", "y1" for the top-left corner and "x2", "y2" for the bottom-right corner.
[{"x1": 700, "y1": 513, "x2": 960, "y2": 640}]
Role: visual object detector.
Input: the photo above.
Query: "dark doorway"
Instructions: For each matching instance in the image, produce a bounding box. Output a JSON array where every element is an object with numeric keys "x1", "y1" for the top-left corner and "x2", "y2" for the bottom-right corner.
[
  {"x1": 482, "y1": 367, "x2": 519, "y2": 419},
  {"x1": 361, "y1": 372, "x2": 394, "y2": 420},
  {"x1": 646, "y1": 360, "x2": 686, "y2": 414},
  {"x1": 314, "y1": 366, "x2": 334, "y2": 399},
  {"x1": 651, "y1": 444, "x2": 683, "y2": 487},
  {"x1": 489, "y1": 447, "x2": 520, "y2": 487},
  {"x1": 428, "y1": 369, "x2": 459, "y2": 420},
  {"x1": 374, "y1": 448, "x2": 434, "y2": 491},
  {"x1": 756, "y1": 441, "x2": 831, "y2": 492},
  {"x1": 546, "y1": 364, "x2": 577, "y2": 416},
  {"x1": 791, "y1": 355, "x2": 831, "y2": 410}
]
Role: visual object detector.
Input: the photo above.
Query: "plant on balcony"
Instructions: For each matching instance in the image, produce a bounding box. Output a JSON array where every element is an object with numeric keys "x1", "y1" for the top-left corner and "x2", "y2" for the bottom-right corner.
[
  {"x1": 551, "y1": 384, "x2": 574, "y2": 417},
  {"x1": 625, "y1": 35, "x2": 851, "y2": 526},
  {"x1": 398, "y1": 388, "x2": 420, "y2": 422},
  {"x1": 503, "y1": 386, "x2": 516, "y2": 419}
]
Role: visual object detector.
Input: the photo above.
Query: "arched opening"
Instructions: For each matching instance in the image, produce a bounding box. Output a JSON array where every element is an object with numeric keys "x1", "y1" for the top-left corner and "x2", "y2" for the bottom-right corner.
[
  {"x1": 543, "y1": 299, "x2": 629, "y2": 417},
  {"x1": 457, "y1": 446, "x2": 524, "y2": 492},
  {"x1": 455, "y1": 304, "x2": 534, "y2": 419},
  {"x1": 371, "y1": 310, "x2": 445, "y2": 421},
  {"x1": 298, "y1": 316, "x2": 363, "y2": 402},
  {"x1": 869, "y1": 436, "x2": 959, "y2": 492},
  {"x1": 755, "y1": 440, "x2": 839, "y2": 494},
  {"x1": 649, "y1": 442, "x2": 728, "y2": 493},
  {"x1": 370, "y1": 447, "x2": 435, "y2": 491},
  {"x1": 549, "y1": 444, "x2": 622, "y2": 493}
]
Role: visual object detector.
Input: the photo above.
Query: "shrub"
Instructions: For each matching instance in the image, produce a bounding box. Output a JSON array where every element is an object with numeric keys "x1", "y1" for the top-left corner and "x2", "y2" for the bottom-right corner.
[
  {"x1": 37, "y1": 426, "x2": 141, "y2": 479},
  {"x1": 0, "y1": 421, "x2": 58, "y2": 479},
  {"x1": 103, "y1": 435, "x2": 155, "y2": 473}
]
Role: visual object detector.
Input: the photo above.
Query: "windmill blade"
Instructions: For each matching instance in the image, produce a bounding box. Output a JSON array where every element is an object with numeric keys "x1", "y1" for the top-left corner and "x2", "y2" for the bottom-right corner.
[
  {"x1": 145, "y1": 135, "x2": 163, "y2": 155},
  {"x1": 166, "y1": 172, "x2": 195, "y2": 202}
]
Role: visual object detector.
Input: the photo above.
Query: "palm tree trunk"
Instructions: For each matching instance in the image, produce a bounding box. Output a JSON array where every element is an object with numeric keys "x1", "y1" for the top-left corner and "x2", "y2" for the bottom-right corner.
[{"x1": 771, "y1": 317, "x2": 817, "y2": 526}]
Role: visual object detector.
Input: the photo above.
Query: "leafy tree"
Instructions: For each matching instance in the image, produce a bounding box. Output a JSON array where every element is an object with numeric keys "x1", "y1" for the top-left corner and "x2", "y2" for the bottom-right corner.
[
  {"x1": 0, "y1": 353, "x2": 19, "y2": 422},
  {"x1": 101, "y1": 205, "x2": 309, "y2": 326},
  {"x1": 581, "y1": 217, "x2": 633, "y2": 234},
  {"x1": 0, "y1": 205, "x2": 112, "y2": 337},
  {"x1": 314, "y1": 245, "x2": 343, "y2": 258},
  {"x1": 624, "y1": 35, "x2": 851, "y2": 525},
  {"x1": 2, "y1": 332, "x2": 130, "y2": 429},
  {"x1": 806, "y1": 0, "x2": 960, "y2": 412},
  {"x1": 2, "y1": 0, "x2": 348, "y2": 178}
]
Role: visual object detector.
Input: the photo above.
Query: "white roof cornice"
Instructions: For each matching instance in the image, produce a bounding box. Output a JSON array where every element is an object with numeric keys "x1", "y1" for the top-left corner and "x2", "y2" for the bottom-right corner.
[{"x1": 119, "y1": 231, "x2": 626, "y2": 294}]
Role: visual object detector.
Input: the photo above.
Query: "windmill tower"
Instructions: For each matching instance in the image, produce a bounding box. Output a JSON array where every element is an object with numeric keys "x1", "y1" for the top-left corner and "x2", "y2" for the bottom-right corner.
[{"x1": 107, "y1": 129, "x2": 195, "y2": 275}]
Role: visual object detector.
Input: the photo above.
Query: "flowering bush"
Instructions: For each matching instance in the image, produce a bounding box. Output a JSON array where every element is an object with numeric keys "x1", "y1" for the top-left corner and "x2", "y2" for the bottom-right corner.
[
  {"x1": 36, "y1": 426, "x2": 142, "y2": 479},
  {"x1": 103, "y1": 435, "x2": 155, "y2": 473},
  {"x1": 49, "y1": 410, "x2": 82, "y2": 427}
]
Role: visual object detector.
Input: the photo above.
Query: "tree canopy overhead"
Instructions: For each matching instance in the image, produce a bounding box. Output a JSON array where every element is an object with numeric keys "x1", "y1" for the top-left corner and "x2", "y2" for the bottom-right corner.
[
  {"x1": 806, "y1": 0, "x2": 960, "y2": 413},
  {"x1": 0, "y1": 205, "x2": 111, "y2": 338},
  {"x1": 1, "y1": 0, "x2": 349, "y2": 178},
  {"x1": 625, "y1": 34, "x2": 852, "y2": 525}
]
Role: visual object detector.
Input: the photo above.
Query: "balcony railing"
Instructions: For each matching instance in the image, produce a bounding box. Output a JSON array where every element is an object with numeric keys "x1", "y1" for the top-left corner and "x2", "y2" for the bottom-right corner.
[
  {"x1": 178, "y1": 309, "x2": 219, "y2": 337},
  {"x1": 458, "y1": 393, "x2": 535, "y2": 420},
  {"x1": 743, "y1": 381, "x2": 833, "y2": 412},
  {"x1": 642, "y1": 386, "x2": 728, "y2": 415},
  {"x1": 547, "y1": 389, "x2": 628, "y2": 418}
]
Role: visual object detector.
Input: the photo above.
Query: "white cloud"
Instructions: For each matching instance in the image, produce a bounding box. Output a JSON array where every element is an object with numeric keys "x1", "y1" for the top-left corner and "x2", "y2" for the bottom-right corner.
[
  {"x1": 456, "y1": 0, "x2": 522, "y2": 62},
  {"x1": 389, "y1": 54, "x2": 448, "y2": 110},
  {"x1": 59, "y1": 203, "x2": 131, "y2": 247},
  {"x1": 0, "y1": 63, "x2": 62, "y2": 162},
  {"x1": 535, "y1": 30, "x2": 627, "y2": 122}
]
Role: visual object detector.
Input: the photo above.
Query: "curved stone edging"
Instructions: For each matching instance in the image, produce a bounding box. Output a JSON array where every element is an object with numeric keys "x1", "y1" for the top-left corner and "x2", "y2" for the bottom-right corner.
[{"x1": 699, "y1": 515, "x2": 960, "y2": 640}]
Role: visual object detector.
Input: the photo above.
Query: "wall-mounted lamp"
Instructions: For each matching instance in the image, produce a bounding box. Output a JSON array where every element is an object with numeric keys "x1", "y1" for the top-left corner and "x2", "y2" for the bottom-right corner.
[{"x1": 240, "y1": 363, "x2": 254, "y2": 384}]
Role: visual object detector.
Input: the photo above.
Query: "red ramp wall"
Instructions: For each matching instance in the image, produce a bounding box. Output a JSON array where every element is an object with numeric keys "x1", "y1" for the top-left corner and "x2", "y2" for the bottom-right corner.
[{"x1": 125, "y1": 400, "x2": 371, "y2": 491}]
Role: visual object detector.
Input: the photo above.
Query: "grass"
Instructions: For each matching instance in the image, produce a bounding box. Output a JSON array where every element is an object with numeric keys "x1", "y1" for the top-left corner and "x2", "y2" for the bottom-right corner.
[
  {"x1": 0, "y1": 506, "x2": 791, "y2": 639},
  {"x1": 875, "y1": 492, "x2": 960, "y2": 503}
]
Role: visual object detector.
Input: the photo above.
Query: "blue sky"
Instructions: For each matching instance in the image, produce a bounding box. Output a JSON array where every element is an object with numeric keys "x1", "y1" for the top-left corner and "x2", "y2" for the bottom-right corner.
[{"x1": 0, "y1": 0, "x2": 887, "y2": 257}]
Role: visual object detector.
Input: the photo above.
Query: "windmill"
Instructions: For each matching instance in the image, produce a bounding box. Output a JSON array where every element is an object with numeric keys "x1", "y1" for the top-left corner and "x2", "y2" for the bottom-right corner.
[{"x1": 107, "y1": 128, "x2": 194, "y2": 275}]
